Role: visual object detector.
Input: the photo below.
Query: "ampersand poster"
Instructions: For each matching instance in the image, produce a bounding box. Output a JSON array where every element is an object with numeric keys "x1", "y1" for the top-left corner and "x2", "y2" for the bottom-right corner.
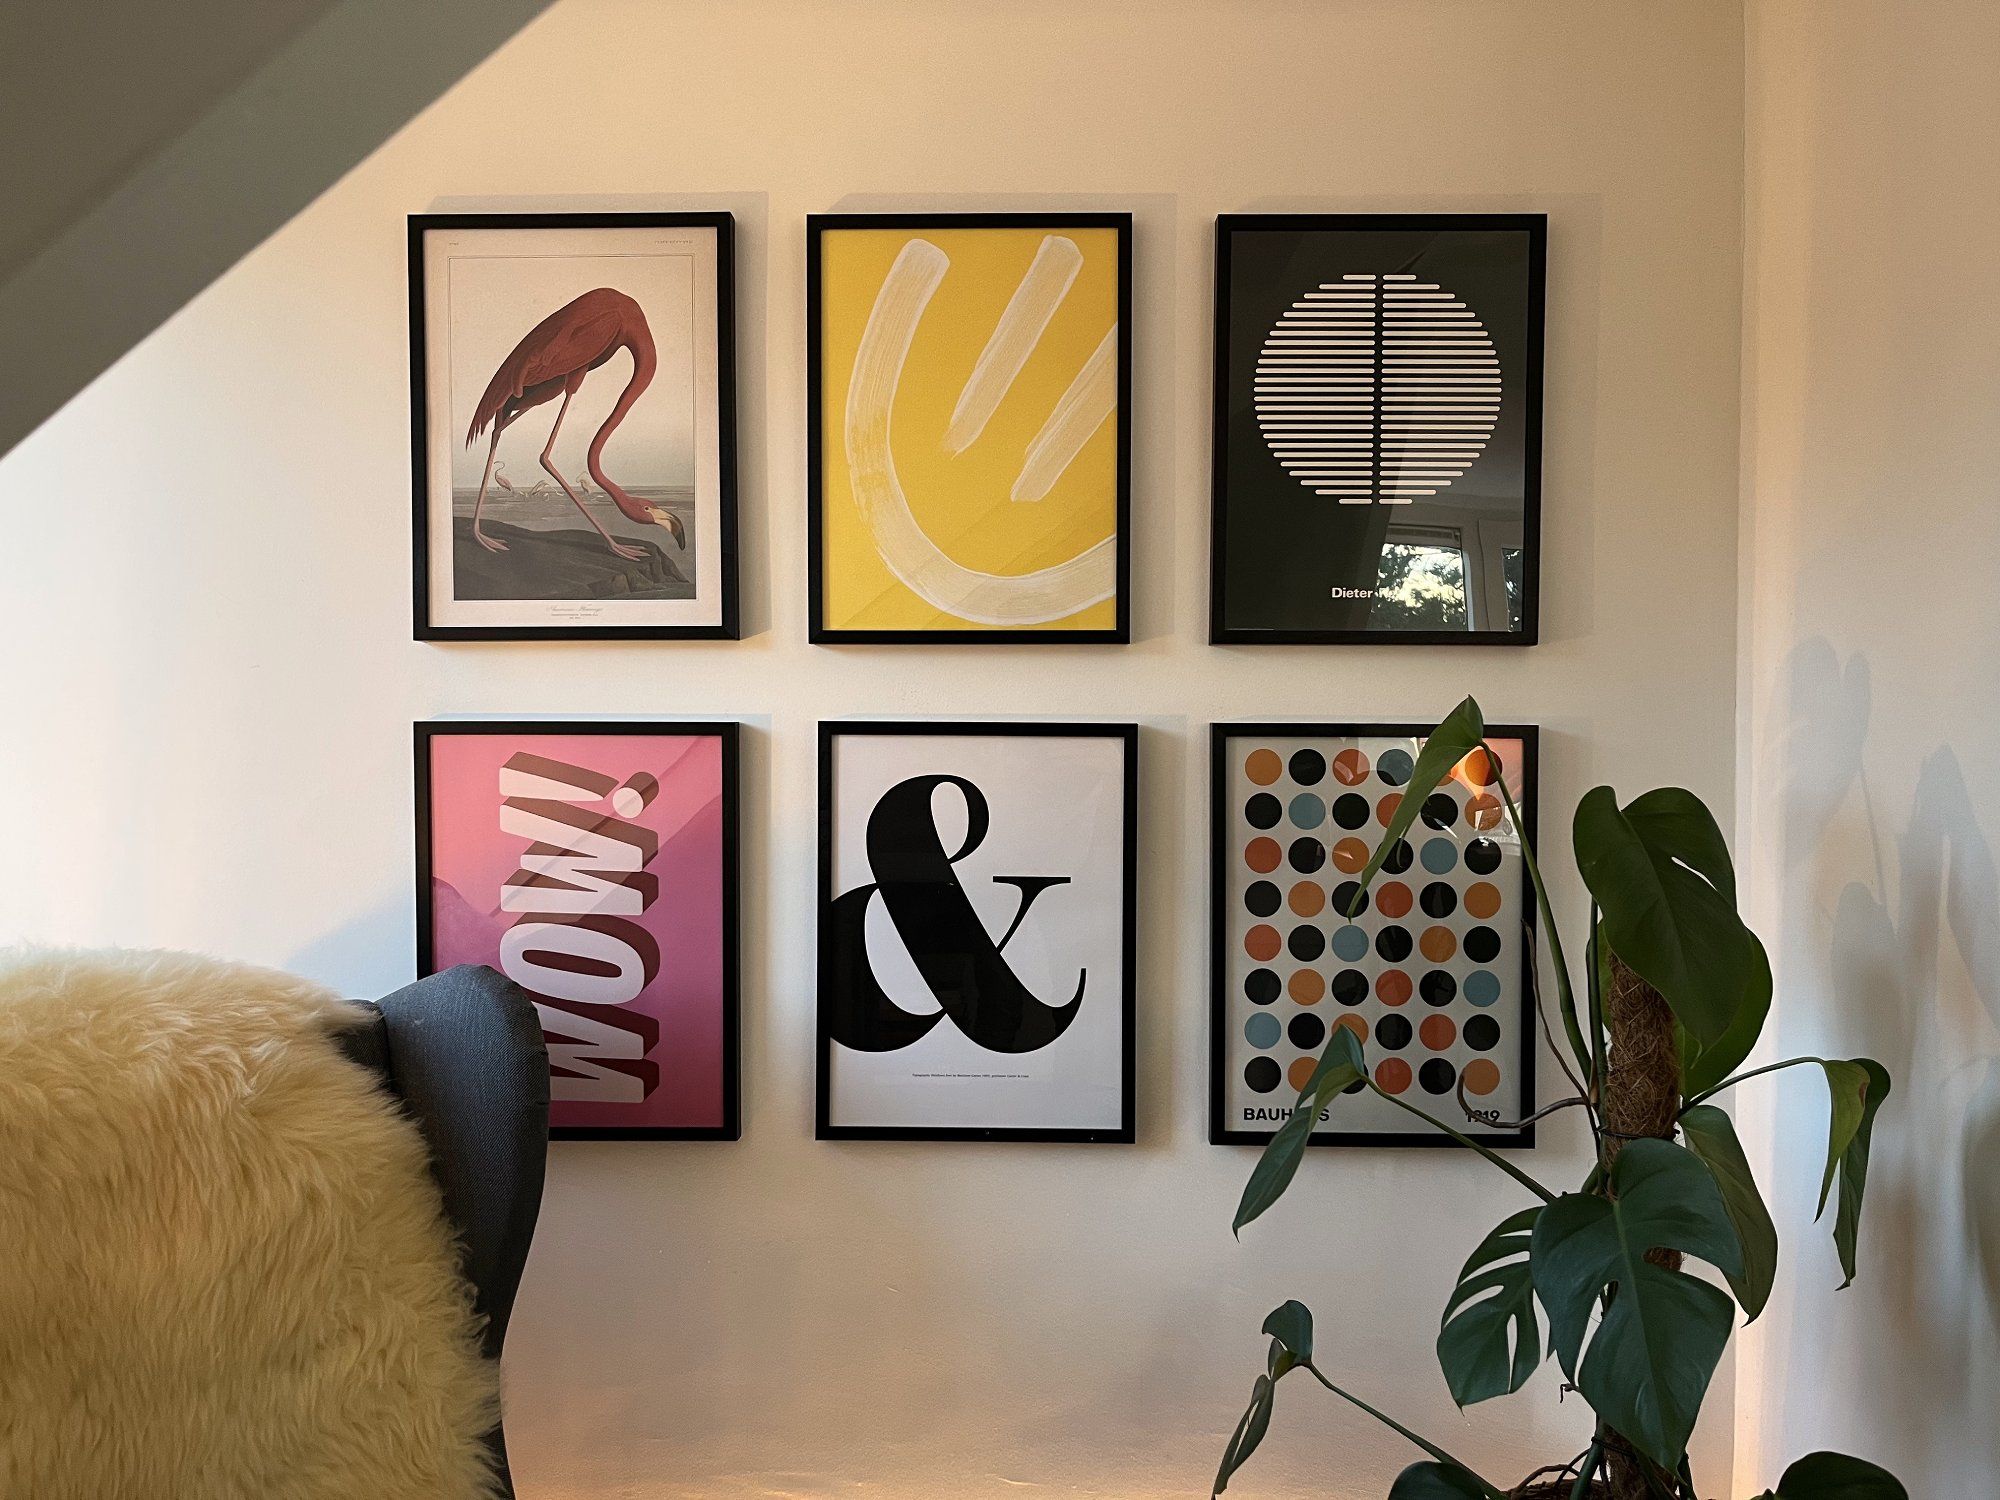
[{"x1": 817, "y1": 723, "x2": 1136, "y2": 1141}]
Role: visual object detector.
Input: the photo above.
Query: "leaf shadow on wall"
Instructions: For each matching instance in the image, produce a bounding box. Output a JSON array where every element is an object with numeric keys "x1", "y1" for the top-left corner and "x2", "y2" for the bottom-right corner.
[{"x1": 1770, "y1": 637, "x2": 2000, "y2": 1487}]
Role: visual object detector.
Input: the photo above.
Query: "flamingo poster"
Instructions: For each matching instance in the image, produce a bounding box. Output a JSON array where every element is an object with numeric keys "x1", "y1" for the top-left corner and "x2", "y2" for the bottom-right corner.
[
  {"x1": 416, "y1": 720, "x2": 740, "y2": 1139},
  {"x1": 410, "y1": 213, "x2": 738, "y2": 640}
]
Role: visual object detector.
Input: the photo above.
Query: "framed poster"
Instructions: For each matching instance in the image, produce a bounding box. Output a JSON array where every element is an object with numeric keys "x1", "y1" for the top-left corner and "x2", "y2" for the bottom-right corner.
[
  {"x1": 817, "y1": 722, "x2": 1136, "y2": 1141},
  {"x1": 416, "y1": 720, "x2": 739, "y2": 1140},
  {"x1": 1210, "y1": 215, "x2": 1545, "y2": 645},
  {"x1": 1209, "y1": 722, "x2": 1537, "y2": 1148},
  {"x1": 807, "y1": 213, "x2": 1132, "y2": 643},
  {"x1": 410, "y1": 212, "x2": 737, "y2": 640}
]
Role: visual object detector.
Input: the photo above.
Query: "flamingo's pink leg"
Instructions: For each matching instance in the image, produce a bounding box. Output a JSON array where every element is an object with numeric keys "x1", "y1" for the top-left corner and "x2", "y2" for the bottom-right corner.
[
  {"x1": 541, "y1": 389, "x2": 647, "y2": 562},
  {"x1": 470, "y1": 425, "x2": 509, "y2": 552}
]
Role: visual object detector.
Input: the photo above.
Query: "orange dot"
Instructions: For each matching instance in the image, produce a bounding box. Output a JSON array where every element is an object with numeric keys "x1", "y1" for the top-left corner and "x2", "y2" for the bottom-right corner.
[
  {"x1": 1376, "y1": 882, "x2": 1413, "y2": 918},
  {"x1": 1462, "y1": 1060, "x2": 1501, "y2": 1096},
  {"x1": 1466, "y1": 794, "x2": 1504, "y2": 831},
  {"x1": 1333, "y1": 748, "x2": 1372, "y2": 785},
  {"x1": 1245, "y1": 838, "x2": 1282, "y2": 873},
  {"x1": 1464, "y1": 882, "x2": 1503, "y2": 919},
  {"x1": 1245, "y1": 749, "x2": 1283, "y2": 786},
  {"x1": 1288, "y1": 882, "x2": 1326, "y2": 917},
  {"x1": 1375, "y1": 1058, "x2": 1413, "y2": 1094},
  {"x1": 1245, "y1": 925, "x2": 1281, "y2": 961},
  {"x1": 1420, "y1": 926, "x2": 1458, "y2": 962},
  {"x1": 1335, "y1": 1014, "x2": 1369, "y2": 1043},
  {"x1": 1456, "y1": 746, "x2": 1502, "y2": 787},
  {"x1": 1331, "y1": 837, "x2": 1371, "y2": 874},
  {"x1": 1420, "y1": 1015, "x2": 1458, "y2": 1050},
  {"x1": 1288, "y1": 969, "x2": 1326, "y2": 1005},
  {"x1": 1376, "y1": 792, "x2": 1403, "y2": 827},
  {"x1": 1287, "y1": 1056, "x2": 1320, "y2": 1092},
  {"x1": 1376, "y1": 970, "x2": 1413, "y2": 1006}
]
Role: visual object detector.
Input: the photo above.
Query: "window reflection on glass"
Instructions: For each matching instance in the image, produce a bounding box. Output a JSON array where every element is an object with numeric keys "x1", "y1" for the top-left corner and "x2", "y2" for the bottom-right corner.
[
  {"x1": 1370, "y1": 535, "x2": 1468, "y2": 631},
  {"x1": 1502, "y1": 547, "x2": 1524, "y2": 634}
]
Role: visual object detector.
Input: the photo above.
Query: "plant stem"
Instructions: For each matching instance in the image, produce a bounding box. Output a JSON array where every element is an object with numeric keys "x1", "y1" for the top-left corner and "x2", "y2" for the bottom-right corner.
[
  {"x1": 1368, "y1": 1083, "x2": 1557, "y2": 1203},
  {"x1": 1489, "y1": 756, "x2": 1593, "y2": 1081},
  {"x1": 1298, "y1": 1362, "x2": 1504, "y2": 1498},
  {"x1": 1569, "y1": 1442, "x2": 1605, "y2": 1500},
  {"x1": 1679, "y1": 1055, "x2": 1823, "y2": 1112}
]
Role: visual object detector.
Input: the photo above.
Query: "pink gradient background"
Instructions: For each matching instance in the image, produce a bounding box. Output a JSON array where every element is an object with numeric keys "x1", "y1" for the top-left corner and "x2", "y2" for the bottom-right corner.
[{"x1": 426, "y1": 731, "x2": 727, "y2": 1130}]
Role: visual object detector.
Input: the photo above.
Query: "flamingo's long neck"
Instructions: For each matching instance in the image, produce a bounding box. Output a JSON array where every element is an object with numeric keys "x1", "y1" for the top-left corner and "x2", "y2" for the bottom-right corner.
[{"x1": 586, "y1": 331, "x2": 660, "y2": 524}]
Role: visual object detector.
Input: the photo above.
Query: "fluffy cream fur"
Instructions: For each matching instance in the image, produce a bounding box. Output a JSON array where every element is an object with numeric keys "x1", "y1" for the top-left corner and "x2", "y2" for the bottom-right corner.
[{"x1": 0, "y1": 949, "x2": 499, "y2": 1499}]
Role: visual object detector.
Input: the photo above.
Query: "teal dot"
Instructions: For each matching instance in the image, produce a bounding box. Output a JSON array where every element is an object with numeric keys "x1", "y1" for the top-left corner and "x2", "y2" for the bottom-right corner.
[
  {"x1": 1331, "y1": 924, "x2": 1369, "y2": 962},
  {"x1": 1244, "y1": 1012, "x2": 1282, "y2": 1049},
  {"x1": 1289, "y1": 793, "x2": 1326, "y2": 829},
  {"x1": 1420, "y1": 838, "x2": 1459, "y2": 874},
  {"x1": 1377, "y1": 748, "x2": 1415, "y2": 785},
  {"x1": 1465, "y1": 970, "x2": 1502, "y2": 1007}
]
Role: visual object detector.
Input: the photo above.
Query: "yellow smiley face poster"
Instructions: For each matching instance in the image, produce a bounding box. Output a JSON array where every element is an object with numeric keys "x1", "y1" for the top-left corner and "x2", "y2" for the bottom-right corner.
[{"x1": 809, "y1": 215, "x2": 1130, "y2": 640}]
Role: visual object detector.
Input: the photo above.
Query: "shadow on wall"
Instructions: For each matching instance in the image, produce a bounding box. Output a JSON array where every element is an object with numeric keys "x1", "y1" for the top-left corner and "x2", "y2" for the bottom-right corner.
[{"x1": 1770, "y1": 637, "x2": 2000, "y2": 1485}]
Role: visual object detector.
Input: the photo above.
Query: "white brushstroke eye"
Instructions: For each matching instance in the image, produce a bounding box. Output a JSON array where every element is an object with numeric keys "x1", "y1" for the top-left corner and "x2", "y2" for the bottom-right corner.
[{"x1": 1255, "y1": 274, "x2": 1500, "y2": 506}]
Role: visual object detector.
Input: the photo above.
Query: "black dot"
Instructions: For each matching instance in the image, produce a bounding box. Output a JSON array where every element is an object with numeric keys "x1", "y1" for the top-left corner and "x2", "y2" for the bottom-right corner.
[
  {"x1": 1244, "y1": 969, "x2": 1281, "y2": 1005},
  {"x1": 1420, "y1": 971, "x2": 1458, "y2": 1006},
  {"x1": 1287, "y1": 925, "x2": 1325, "y2": 962},
  {"x1": 1245, "y1": 1057, "x2": 1282, "y2": 1093},
  {"x1": 1332, "y1": 968, "x2": 1370, "y2": 1005},
  {"x1": 1288, "y1": 749, "x2": 1327, "y2": 786},
  {"x1": 1375, "y1": 926, "x2": 1413, "y2": 962},
  {"x1": 1331, "y1": 793, "x2": 1370, "y2": 830},
  {"x1": 1288, "y1": 1013, "x2": 1326, "y2": 1050},
  {"x1": 1374, "y1": 1014, "x2": 1413, "y2": 1051},
  {"x1": 1381, "y1": 839, "x2": 1415, "y2": 874},
  {"x1": 1288, "y1": 838, "x2": 1326, "y2": 874},
  {"x1": 1465, "y1": 838, "x2": 1503, "y2": 874},
  {"x1": 1419, "y1": 1059, "x2": 1457, "y2": 1095},
  {"x1": 1419, "y1": 882, "x2": 1458, "y2": 918},
  {"x1": 1245, "y1": 794, "x2": 1283, "y2": 829},
  {"x1": 1244, "y1": 880, "x2": 1282, "y2": 917},
  {"x1": 1464, "y1": 926, "x2": 1501, "y2": 963},
  {"x1": 1330, "y1": 881, "x2": 1368, "y2": 917},
  {"x1": 1421, "y1": 793, "x2": 1459, "y2": 830},
  {"x1": 1465, "y1": 1015, "x2": 1501, "y2": 1051}
]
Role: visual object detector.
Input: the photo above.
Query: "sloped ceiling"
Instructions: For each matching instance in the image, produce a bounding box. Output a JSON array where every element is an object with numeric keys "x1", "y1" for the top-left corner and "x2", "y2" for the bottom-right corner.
[{"x1": 0, "y1": 0, "x2": 553, "y2": 457}]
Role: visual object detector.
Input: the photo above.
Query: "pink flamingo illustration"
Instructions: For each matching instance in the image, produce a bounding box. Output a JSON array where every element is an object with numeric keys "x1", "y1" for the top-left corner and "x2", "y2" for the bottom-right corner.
[{"x1": 465, "y1": 287, "x2": 684, "y2": 560}]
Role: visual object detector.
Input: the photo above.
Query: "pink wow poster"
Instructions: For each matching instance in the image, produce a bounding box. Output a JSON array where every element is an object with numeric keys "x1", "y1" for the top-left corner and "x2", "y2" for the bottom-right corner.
[{"x1": 417, "y1": 722, "x2": 738, "y2": 1138}]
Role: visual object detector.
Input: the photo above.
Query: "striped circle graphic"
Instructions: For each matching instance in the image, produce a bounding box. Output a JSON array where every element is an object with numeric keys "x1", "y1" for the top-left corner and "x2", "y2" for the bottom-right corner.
[{"x1": 1254, "y1": 274, "x2": 1500, "y2": 504}]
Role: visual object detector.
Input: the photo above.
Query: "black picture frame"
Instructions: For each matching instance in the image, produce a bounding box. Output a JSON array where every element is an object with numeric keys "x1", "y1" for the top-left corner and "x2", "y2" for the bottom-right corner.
[
  {"x1": 1208, "y1": 721, "x2": 1538, "y2": 1149},
  {"x1": 409, "y1": 211, "x2": 739, "y2": 641},
  {"x1": 414, "y1": 718, "x2": 741, "y2": 1141},
  {"x1": 1209, "y1": 214, "x2": 1546, "y2": 646},
  {"x1": 816, "y1": 720, "x2": 1138, "y2": 1142},
  {"x1": 806, "y1": 213, "x2": 1133, "y2": 645}
]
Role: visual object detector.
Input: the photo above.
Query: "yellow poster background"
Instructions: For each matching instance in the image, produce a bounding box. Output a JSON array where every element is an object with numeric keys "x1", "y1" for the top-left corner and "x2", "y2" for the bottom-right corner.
[{"x1": 818, "y1": 225, "x2": 1121, "y2": 633}]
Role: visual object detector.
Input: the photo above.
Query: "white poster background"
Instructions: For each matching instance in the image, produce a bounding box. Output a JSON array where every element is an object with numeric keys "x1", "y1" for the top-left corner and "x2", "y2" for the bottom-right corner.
[
  {"x1": 825, "y1": 731, "x2": 1129, "y2": 1132},
  {"x1": 422, "y1": 223, "x2": 723, "y2": 630}
]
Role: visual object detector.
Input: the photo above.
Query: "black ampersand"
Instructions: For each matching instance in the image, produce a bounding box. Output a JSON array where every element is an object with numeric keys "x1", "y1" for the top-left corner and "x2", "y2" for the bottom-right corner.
[{"x1": 827, "y1": 774, "x2": 1085, "y2": 1054}]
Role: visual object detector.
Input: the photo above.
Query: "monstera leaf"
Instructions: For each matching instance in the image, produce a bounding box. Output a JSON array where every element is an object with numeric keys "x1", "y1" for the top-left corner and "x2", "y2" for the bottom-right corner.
[
  {"x1": 1233, "y1": 1026, "x2": 1366, "y2": 1234},
  {"x1": 1213, "y1": 1373, "x2": 1274, "y2": 1497},
  {"x1": 1573, "y1": 785, "x2": 1762, "y2": 1044},
  {"x1": 1528, "y1": 1139, "x2": 1745, "y2": 1469},
  {"x1": 1436, "y1": 1207, "x2": 1542, "y2": 1405},
  {"x1": 1680, "y1": 933, "x2": 1773, "y2": 1097},
  {"x1": 1819, "y1": 1058, "x2": 1892, "y2": 1286},
  {"x1": 1387, "y1": 1462, "x2": 1494, "y2": 1500},
  {"x1": 1753, "y1": 1450, "x2": 1907, "y2": 1499},
  {"x1": 1680, "y1": 1103, "x2": 1778, "y2": 1320}
]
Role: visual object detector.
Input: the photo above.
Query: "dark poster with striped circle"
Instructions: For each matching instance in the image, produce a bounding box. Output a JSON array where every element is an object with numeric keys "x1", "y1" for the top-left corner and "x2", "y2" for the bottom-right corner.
[{"x1": 1210, "y1": 215, "x2": 1545, "y2": 645}]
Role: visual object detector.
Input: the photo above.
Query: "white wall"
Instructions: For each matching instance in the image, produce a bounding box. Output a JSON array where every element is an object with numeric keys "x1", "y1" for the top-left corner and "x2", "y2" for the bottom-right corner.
[
  {"x1": 0, "y1": 3, "x2": 1747, "y2": 1494},
  {"x1": 1736, "y1": 2, "x2": 2000, "y2": 1492}
]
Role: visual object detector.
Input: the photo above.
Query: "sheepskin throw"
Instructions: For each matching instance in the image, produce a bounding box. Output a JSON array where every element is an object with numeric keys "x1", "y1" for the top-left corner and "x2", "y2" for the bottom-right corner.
[{"x1": 0, "y1": 949, "x2": 499, "y2": 1500}]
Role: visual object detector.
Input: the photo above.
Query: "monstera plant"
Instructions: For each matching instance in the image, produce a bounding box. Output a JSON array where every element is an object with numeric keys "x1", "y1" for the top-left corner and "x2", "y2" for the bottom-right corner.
[{"x1": 1215, "y1": 698, "x2": 1901, "y2": 1500}]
